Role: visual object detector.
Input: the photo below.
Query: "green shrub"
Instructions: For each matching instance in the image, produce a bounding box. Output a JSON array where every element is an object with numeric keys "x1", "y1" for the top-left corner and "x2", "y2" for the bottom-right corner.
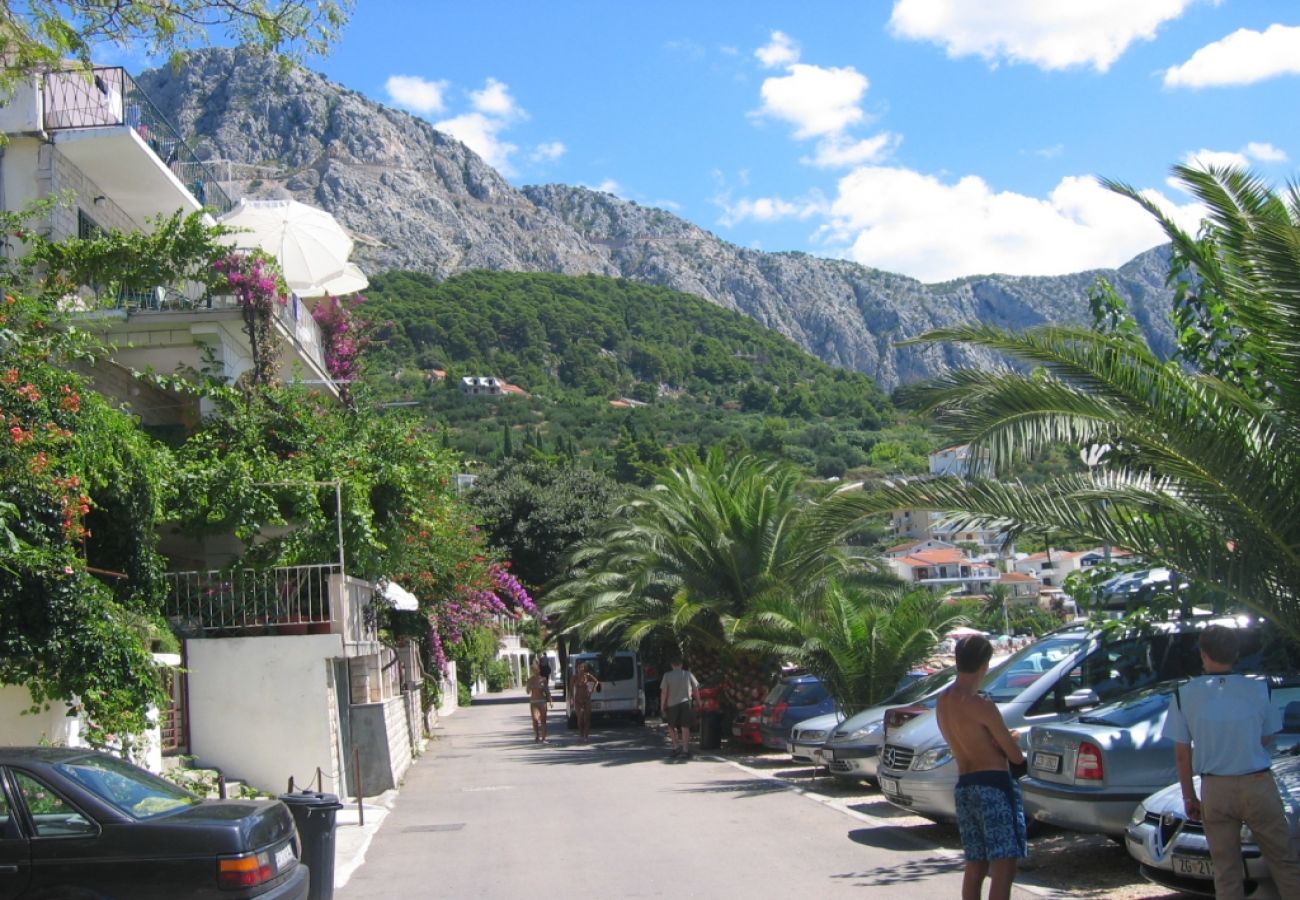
[
  {"x1": 486, "y1": 658, "x2": 512, "y2": 692},
  {"x1": 457, "y1": 681, "x2": 472, "y2": 707}
]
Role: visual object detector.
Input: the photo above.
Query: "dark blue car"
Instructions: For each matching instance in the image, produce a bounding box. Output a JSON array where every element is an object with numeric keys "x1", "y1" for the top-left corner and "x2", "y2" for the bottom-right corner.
[{"x1": 758, "y1": 674, "x2": 835, "y2": 750}]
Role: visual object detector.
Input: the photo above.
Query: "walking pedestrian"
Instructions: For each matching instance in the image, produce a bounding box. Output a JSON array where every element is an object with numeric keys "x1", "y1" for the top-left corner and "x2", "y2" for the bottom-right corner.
[
  {"x1": 1164, "y1": 624, "x2": 1300, "y2": 900},
  {"x1": 572, "y1": 661, "x2": 600, "y2": 743},
  {"x1": 659, "y1": 656, "x2": 698, "y2": 760},
  {"x1": 525, "y1": 660, "x2": 552, "y2": 743},
  {"x1": 936, "y1": 634, "x2": 1027, "y2": 900}
]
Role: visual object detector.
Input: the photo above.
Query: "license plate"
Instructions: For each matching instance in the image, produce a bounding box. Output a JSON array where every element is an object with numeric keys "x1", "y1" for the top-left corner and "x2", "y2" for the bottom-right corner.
[
  {"x1": 880, "y1": 776, "x2": 901, "y2": 796},
  {"x1": 1032, "y1": 751, "x2": 1062, "y2": 773},
  {"x1": 786, "y1": 742, "x2": 795, "y2": 754},
  {"x1": 1173, "y1": 855, "x2": 1213, "y2": 878},
  {"x1": 275, "y1": 844, "x2": 295, "y2": 870},
  {"x1": 825, "y1": 749, "x2": 836, "y2": 762}
]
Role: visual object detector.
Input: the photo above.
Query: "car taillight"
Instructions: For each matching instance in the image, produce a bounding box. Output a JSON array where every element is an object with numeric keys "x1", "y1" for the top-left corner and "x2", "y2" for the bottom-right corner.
[
  {"x1": 771, "y1": 702, "x2": 788, "y2": 724},
  {"x1": 218, "y1": 850, "x2": 275, "y2": 889},
  {"x1": 1075, "y1": 741, "x2": 1104, "y2": 782}
]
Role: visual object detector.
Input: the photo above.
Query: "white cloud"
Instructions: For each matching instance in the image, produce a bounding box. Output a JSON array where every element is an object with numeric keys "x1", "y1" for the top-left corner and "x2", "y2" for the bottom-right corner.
[
  {"x1": 816, "y1": 166, "x2": 1202, "y2": 282},
  {"x1": 384, "y1": 74, "x2": 449, "y2": 114},
  {"x1": 531, "y1": 141, "x2": 567, "y2": 162},
  {"x1": 589, "y1": 179, "x2": 623, "y2": 196},
  {"x1": 1164, "y1": 24, "x2": 1300, "y2": 88},
  {"x1": 471, "y1": 77, "x2": 520, "y2": 117},
  {"x1": 716, "y1": 193, "x2": 827, "y2": 228},
  {"x1": 889, "y1": 0, "x2": 1196, "y2": 72},
  {"x1": 756, "y1": 63, "x2": 870, "y2": 139},
  {"x1": 805, "y1": 133, "x2": 899, "y2": 169},
  {"x1": 755, "y1": 30, "x2": 801, "y2": 68},
  {"x1": 1245, "y1": 141, "x2": 1288, "y2": 163},
  {"x1": 1035, "y1": 143, "x2": 1065, "y2": 159},
  {"x1": 433, "y1": 111, "x2": 519, "y2": 175}
]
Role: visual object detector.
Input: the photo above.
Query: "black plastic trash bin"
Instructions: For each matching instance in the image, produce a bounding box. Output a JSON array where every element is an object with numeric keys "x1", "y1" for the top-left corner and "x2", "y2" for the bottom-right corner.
[
  {"x1": 699, "y1": 710, "x2": 723, "y2": 749},
  {"x1": 279, "y1": 790, "x2": 343, "y2": 900}
]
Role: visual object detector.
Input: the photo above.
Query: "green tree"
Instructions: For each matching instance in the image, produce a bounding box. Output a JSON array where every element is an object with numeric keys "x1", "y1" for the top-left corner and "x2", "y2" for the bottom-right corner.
[
  {"x1": 847, "y1": 164, "x2": 1300, "y2": 643},
  {"x1": 0, "y1": 0, "x2": 349, "y2": 94},
  {"x1": 546, "y1": 449, "x2": 886, "y2": 709},
  {"x1": 739, "y1": 584, "x2": 964, "y2": 712}
]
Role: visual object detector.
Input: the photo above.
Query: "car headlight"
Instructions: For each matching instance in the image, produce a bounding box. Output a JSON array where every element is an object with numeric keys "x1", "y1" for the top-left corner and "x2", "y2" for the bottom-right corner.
[
  {"x1": 1129, "y1": 803, "x2": 1147, "y2": 827},
  {"x1": 912, "y1": 746, "x2": 953, "y2": 771},
  {"x1": 843, "y1": 721, "x2": 884, "y2": 741}
]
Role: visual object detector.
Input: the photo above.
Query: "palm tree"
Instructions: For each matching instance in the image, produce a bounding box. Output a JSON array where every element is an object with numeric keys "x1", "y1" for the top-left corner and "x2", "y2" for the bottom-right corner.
[
  {"x1": 737, "y1": 583, "x2": 966, "y2": 713},
  {"x1": 545, "y1": 449, "x2": 890, "y2": 708},
  {"x1": 846, "y1": 164, "x2": 1300, "y2": 642}
]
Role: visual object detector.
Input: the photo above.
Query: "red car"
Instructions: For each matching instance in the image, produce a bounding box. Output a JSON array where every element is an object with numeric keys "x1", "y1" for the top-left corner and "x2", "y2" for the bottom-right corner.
[{"x1": 732, "y1": 703, "x2": 764, "y2": 745}]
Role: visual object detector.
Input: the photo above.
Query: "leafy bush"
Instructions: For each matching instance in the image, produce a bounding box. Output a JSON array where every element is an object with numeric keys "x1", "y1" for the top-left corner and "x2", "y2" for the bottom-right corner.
[{"x1": 486, "y1": 658, "x2": 512, "y2": 692}]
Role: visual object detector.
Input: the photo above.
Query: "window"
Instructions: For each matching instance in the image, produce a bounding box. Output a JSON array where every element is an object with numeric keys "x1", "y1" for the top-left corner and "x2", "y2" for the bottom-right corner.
[
  {"x1": 596, "y1": 655, "x2": 635, "y2": 682},
  {"x1": 785, "y1": 682, "x2": 828, "y2": 706},
  {"x1": 77, "y1": 209, "x2": 103, "y2": 240},
  {"x1": 12, "y1": 771, "x2": 96, "y2": 837},
  {"x1": 56, "y1": 754, "x2": 197, "y2": 820}
]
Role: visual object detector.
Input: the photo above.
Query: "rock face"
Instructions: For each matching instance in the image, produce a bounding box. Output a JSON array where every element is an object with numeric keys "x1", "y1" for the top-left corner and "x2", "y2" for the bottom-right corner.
[{"x1": 138, "y1": 49, "x2": 1177, "y2": 389}]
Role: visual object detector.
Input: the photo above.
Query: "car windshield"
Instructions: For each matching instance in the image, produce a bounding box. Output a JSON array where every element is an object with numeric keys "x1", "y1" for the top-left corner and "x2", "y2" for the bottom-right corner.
[
  {"x1": 57, "y1": 754, "x2": 200, "y2": 820},
  {"x1": 1074, "y1": 680, "x2": 1184, "y2": 727},
  {"x1": 981, "y1": 634, "x2": 1089, "y2": 703},
  {"x1": 596, "y1": 655, "x2": 635, "y2": 681},
  {"x1": 887, "y1": 667, "x2": 956, "y2": 705}
]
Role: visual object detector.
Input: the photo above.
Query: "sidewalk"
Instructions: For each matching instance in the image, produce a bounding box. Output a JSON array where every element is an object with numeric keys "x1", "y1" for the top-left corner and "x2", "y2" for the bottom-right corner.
[{"x1": 333, "y1": 787, "x2": 399, "y2": 890}]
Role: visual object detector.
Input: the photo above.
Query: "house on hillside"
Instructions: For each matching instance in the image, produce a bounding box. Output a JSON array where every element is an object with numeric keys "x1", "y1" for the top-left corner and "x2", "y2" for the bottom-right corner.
[
  {"x1": 886, "y1": 546, "x2": 999, "y2": 597},
  {"x1": 461, "y1": 375, "x2": 503, "y2": 396},
  {"x1": 0, "y1": 61, "x2": 431, "y2": 797},
  {"x1": 886, "y1": 446, "x2": 1009, "y2": 556}
]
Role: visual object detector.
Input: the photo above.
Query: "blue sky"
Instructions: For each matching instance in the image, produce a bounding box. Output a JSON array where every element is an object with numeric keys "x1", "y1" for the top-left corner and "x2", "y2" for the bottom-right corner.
[{"x1": 141, "y1": 2, "x2": 1300, "y2": 282}]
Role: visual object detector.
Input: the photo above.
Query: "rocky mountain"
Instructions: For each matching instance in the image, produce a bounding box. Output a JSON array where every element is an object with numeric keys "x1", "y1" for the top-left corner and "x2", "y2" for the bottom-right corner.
[{"x1": 137, "y1": 49, "x2": 1177, "y2": 390}]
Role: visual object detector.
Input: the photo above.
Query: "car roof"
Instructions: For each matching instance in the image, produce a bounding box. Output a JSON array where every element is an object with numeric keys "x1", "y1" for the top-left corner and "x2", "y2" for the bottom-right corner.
[{"x1": 0, "y1": 746, "x2": 102, "y2": 765}]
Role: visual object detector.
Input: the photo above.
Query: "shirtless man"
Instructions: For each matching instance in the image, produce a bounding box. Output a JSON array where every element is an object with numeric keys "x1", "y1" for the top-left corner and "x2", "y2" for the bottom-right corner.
[{"x1": 936, "y1": 634, "x2": 1027, "y2": 900}]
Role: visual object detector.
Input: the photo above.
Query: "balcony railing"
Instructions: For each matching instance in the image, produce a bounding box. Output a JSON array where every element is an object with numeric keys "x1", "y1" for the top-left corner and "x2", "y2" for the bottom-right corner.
[
  {"x1": 42, "y1": 66, "x2": 233, "y2": 215},
  {"x1": 164, "y1": 564, "x2": 337, "y2": 635}
]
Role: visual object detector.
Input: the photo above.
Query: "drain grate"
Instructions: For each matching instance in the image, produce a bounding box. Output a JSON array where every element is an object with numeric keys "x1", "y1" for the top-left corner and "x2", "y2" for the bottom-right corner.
[{"x1": 402, "y1": 823, "x2": 465, "y2": 833}]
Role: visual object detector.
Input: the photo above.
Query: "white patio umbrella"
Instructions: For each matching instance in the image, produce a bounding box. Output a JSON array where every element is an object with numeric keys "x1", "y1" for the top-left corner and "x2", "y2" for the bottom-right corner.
[
  {"x1": 218, "y1": 199, "x2": 357, "y2": 297},
  {"x1": 303, "y1": 262, "x2": 369, "y2": 298}
]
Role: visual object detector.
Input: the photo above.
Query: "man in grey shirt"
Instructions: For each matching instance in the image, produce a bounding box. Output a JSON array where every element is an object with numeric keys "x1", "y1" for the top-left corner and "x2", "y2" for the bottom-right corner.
[
  {"x1": 659, "y1": 657, "x2": 698, "y2": 760},
  {"x1": 1163, "y1": 625, "x2": 1300, "y2": 900}
]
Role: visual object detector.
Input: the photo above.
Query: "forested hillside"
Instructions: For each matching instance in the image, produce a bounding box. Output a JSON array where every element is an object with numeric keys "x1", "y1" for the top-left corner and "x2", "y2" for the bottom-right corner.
[{"x1": 362, "y1": 271, "x2": 932, "y2": 478}]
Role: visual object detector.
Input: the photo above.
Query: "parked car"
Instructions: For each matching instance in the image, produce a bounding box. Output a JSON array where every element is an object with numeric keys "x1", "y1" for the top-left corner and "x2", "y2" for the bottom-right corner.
[
  {"x1": 1126, "y1": 751, "x2": 1300, "y2": 897},
  {"x1": 788, "y1": 711, "x2": 843, "y2": 764},
  {"x1": 732, "y1": 703, "x2": 764, "y2": 746},
  {"x1": 0, "y1": 746, "x2": 307, "y2": 899},
  {"x1": 877, "y1": 617, "x2": 1274, "y2": 822},
  {"x1": 823, "y1": 657, "x2": 1008, "y2": 784},
  {"x1": 565, "y1": 650, "x2": 646, "y2": 726},
  {"x1": 1023, "y1": 676, "x2": 1300, "y2": 838},
  {"x1": 758, "y1": 674, "x2": 835, "y2": 751}
]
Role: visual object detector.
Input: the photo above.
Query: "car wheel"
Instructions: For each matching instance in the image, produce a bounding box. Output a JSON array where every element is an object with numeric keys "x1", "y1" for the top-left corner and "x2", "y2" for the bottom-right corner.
[
  {"x1": 567, "y1": 714, "x2": 577, "y2": 728},
  {"x1": 633, "y1": 712, "x2": 645, "y2": 725}
]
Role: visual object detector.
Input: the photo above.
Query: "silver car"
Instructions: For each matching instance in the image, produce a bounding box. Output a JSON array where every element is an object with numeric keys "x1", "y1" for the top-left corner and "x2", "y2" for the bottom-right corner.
[
  {"x1": 877, "y1": 618, "x2": 1258, "y2": 822},
  {"x1": 1126, "y1": 753, "x2": 1300, "y2": 898},
  {"x1": 1024, "y1": 677, "x2": 1300, "y2": 838},
  {"x1": 823, "y1": 667, "x2": 957, "y2": 782},
  {"x1": 788, "y1": 711, "x2": 843, "y2": 764}
]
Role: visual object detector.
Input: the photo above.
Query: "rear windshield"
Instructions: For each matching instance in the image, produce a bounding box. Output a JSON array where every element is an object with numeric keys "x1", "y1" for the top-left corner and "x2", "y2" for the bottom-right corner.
[
  {"x1": 1074, "y1": 680, "x2": 1183, "y2": 727},
  {"x1": 591, "y1": 655, "x2": 635, "y2": 682},
  {"x1": 57, "y1": 754, "x2": 199, "y2": 820},
  {"x1": 783, "y1": 681, "x2": 828, "y2": 706}
]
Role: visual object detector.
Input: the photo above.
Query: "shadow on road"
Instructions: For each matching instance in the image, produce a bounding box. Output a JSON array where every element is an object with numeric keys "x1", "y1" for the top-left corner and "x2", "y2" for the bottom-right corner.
[{"x1": 832, "y1": 831, "x2": 963, "y2": 888}]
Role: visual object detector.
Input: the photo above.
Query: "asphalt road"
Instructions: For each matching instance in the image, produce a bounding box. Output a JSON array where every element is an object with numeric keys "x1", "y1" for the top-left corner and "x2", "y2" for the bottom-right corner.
[{"x1": 335, "y1": 691, "x2": 1041, "y2": 899}]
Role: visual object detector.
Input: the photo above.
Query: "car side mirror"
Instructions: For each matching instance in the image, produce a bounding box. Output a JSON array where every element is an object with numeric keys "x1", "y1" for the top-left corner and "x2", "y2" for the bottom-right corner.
[{"x1": 1064, "y1": 688, "x2": 1099, "y2": 709}]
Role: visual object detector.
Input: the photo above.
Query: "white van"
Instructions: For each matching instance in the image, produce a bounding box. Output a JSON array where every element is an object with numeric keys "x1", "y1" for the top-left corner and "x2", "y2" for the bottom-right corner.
[{"x1": 565, "y1": 650, "x2": 645, "y2": 727}]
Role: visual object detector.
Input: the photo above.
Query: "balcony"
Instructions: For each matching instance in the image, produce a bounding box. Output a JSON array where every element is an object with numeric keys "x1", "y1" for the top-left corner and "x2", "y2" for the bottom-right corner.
[
  {"x1": 163, "y1": 564, "x2": 380, "y2": 654},
  {"x1": 42, "y1": 66, "x2": 232, "y2": 221}
]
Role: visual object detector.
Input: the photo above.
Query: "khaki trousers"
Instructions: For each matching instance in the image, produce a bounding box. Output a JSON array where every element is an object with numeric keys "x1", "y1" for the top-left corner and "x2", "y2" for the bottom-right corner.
[{"x1": 1201, "y1": 771, "x2": 1300, "y2": 900}]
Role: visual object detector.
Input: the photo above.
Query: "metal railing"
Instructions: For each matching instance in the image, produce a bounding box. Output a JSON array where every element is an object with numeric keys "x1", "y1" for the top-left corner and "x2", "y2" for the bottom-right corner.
[
  {"x1": 42, "y1": 66, "x2": 233, "y2": 215},
  {"x1": 163, "y1": 564, "x2": 338, "y2": 635}
]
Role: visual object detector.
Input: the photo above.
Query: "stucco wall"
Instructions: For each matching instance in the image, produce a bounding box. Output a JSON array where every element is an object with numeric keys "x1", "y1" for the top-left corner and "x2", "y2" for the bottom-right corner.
[
  {"x1": 348, "y1": 695, "x2": 412, "y2": 794},
  {"x1": 185, "y1": 634, "x2": 344, "y2": 795},
  {"x1": 0, "y1": 686, "x2": 83, "y2": 748}
]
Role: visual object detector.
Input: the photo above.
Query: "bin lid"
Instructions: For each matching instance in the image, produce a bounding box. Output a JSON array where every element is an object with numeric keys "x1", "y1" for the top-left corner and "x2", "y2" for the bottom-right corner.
[{"x1": 278, "y1": 790, "x2": 343, "y2": 808}]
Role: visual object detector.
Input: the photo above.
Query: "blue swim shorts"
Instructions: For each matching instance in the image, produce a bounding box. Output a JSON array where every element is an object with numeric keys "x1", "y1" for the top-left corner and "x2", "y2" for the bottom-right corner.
[{"x1": 954, "y1": 770, "x2": 1027, "y2": 862}]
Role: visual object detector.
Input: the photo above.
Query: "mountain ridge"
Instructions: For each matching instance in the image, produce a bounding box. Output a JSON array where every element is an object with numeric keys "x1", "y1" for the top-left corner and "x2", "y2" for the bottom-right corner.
[{"x1": 136, "y1": 48, "x2": 1176, "y2": 390}]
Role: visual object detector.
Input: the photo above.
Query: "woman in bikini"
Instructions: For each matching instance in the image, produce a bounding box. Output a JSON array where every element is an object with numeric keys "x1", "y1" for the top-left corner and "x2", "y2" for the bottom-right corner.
[
  {"x1": 572, "y1": 661, "x2": 601, "y2": 743},
  {"x1": 525, "y1": 660, "x2": 552, "y2": 743}
]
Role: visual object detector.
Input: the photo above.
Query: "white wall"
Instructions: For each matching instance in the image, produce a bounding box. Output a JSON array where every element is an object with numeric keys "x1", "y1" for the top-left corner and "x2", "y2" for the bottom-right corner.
[
  {"x1": 186, "y1": 634, "x2": 343, "y2": 795},
  {"x1": 0, "y1": 686, "x2": 83, "y2": 748}
]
